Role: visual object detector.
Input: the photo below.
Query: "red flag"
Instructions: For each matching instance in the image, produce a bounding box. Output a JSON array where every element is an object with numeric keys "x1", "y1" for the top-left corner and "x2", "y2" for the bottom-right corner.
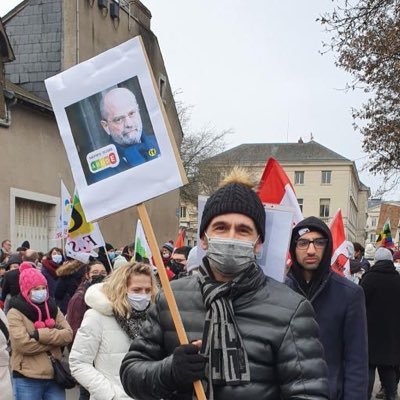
[
  {"x1": 257, "y1": 158, "x2": 303, "y2": 226},
  {"x1": 174, "y1": 228, "x2": 186, "y2": 250},
  {"x1": 329, "y1": 209, "x2": 350, "y2": 277}
]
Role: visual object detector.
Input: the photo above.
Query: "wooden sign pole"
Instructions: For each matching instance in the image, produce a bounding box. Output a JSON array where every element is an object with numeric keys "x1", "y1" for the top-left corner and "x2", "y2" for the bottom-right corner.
[{"x1": 137, "y1": 203, "x2": 207, "y2": 400}]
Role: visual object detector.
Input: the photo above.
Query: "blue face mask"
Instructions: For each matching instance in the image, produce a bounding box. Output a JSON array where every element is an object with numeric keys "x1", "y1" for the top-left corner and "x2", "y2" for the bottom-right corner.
[
  {"x1": 108, "y1": 251, "x2": 115, "y2": 261},
  {"x1": 31, "y1": 289, "x2": 47, "y2": 304}
]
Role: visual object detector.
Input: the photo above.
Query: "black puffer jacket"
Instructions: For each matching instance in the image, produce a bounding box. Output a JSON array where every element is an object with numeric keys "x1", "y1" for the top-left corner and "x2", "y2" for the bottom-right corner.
[{"x1": 120, "y1": 269, "x2": 329, "y2": 399}]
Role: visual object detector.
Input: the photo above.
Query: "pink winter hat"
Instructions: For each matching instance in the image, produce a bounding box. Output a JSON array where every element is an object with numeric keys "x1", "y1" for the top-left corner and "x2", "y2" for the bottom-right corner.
[
  {"x1": 19, "y1": 262, "x2": 55, "y2": 329},
  {"x1": 19, "y1": 262, "x2": 47, "y2": 301}
]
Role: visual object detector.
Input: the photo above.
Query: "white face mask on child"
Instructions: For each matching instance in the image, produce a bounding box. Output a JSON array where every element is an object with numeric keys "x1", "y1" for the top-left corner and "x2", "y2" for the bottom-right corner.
[{"x1": 31, "y1": 289, "x2": 47, "y2": 304}]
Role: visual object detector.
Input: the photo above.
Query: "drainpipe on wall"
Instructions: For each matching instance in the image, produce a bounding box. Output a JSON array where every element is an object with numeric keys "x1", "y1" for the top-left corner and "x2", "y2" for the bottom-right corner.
[{"x1": 0, "y1": 90, "x2": 16, "y2": 128}]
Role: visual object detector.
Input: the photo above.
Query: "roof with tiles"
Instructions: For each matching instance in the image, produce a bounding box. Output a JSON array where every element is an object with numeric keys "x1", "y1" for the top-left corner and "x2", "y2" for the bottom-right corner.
[{"x1": 206, "y1": 140, "x2": 352, "y2": 164}]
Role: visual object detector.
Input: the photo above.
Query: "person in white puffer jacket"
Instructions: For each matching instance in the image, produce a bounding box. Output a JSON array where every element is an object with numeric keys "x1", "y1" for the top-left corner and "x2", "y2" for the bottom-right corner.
[{"x1": 69, "y1": 261, "x2": 158, "y2": 400}]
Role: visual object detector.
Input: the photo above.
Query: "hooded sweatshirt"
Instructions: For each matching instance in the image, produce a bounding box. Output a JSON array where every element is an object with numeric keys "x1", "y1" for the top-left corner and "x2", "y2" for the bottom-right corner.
[
  {"x1": 286, "y1": 216, "x2": 368, "y2": 400},
  {"x1": 288, "y1": 216, "x2": 333, "y2": 300}
]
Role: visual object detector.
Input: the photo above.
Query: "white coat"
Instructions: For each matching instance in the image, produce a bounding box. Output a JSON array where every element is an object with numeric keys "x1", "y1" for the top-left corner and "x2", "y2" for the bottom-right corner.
[
  {"x1": 0, "y1": 308, "x2": 12, "y2": 400},
  {"x1": 69, "y1": 283, "x2": 132, "y2": 400}
]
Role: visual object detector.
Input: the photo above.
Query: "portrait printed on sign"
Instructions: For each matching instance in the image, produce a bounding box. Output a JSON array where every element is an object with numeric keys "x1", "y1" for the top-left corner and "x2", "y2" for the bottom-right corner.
[{"x1": 65, "y1": 76, "x2": 161, "y2": 185}]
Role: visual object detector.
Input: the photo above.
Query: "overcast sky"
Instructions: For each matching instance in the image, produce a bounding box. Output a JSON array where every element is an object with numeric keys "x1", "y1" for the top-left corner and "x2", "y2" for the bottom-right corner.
[{"x1": 1, "y1": 0, "x2": 392, "y2": 197}]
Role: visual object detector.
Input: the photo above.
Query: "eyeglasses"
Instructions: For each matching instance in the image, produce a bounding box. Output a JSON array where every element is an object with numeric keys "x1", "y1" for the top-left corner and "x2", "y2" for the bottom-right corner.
[
  {"x1": 296, "y1": 238, "x2": 328, "y2": 250},
  {"x1": 90, "y1": 271, "x2": 108, "y2": 276}
]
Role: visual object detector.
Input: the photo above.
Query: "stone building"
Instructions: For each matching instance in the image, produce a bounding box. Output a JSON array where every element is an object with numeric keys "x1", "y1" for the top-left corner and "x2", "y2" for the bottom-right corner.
[
  {"x1": 181, "y1": 140, "x2": 370, "y2": 245},
  {"x1": 0, "y1": 0, "x2": 182, "y2": 251}
]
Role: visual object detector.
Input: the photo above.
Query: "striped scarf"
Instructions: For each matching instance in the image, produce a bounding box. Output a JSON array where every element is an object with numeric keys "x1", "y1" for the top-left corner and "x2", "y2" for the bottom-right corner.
[{"x1": 198, "y1": 259, "x2": 265, "y2": 398}]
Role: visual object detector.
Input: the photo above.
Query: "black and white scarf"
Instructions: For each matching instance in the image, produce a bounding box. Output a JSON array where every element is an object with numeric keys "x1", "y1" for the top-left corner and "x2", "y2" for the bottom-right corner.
[
  {"x1": 198, "y1": 259, "x2": 266, "y2": 397},
  {"x1": 114, "y1": 308, "x2": 147, "y2": 340}
]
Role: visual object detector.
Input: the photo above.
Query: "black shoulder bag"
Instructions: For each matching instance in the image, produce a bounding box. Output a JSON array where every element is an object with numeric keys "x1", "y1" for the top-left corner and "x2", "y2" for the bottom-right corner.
[{"x1": 47, "y1": 351, "x2": 76, "y2": 389}]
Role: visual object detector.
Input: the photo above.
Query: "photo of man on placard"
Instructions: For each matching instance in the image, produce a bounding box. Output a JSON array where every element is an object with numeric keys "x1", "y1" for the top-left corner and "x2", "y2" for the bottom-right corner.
[{"x1": 65, "y1": 76, "x2": 161, "y2": 185}]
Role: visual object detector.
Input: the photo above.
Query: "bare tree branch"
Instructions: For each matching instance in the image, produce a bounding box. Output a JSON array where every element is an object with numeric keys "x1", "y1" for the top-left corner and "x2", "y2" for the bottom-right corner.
[
  {"x1": 175, "y1": 94, "x2": 232, "y2": 204},
  {"x1": 320, "y1": 0, "x2": 400, "y2": 195}
]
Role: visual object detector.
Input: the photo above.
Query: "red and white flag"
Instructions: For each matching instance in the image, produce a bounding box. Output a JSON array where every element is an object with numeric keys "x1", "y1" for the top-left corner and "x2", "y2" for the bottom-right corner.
[
  {"x1": 329, "y1": 209, "x2": 350, "y2": 277},
  {"x1": 174, "y1": 228, "x2": 186, "y2": 250},
  {"x1": 257, "y1": 158, "x2": 303, "y2": 226}
]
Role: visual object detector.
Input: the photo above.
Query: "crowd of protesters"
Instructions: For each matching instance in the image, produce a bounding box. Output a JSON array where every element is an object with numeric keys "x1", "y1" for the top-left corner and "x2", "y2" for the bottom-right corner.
[{"x1": 0, "y1": 171, "x2": 399, "y2": 399}]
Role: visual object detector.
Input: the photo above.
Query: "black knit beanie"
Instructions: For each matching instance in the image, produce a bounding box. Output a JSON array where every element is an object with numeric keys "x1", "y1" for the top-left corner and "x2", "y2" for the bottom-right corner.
[{"x1": 199, "y1": 182, "x2": 265, "y2": 242}]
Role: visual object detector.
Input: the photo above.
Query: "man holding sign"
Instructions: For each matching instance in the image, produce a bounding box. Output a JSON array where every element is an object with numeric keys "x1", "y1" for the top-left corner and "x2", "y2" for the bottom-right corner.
[{"x1": 121, "y1": 169, "x2": 329, "y2": 399}]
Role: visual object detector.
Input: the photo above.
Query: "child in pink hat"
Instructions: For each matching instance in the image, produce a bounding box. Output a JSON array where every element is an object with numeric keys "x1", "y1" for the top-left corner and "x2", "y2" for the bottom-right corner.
[
  {"x1": 18, "y1": 262, "x2": 56, "y2": 329},
  {"x1": 7, "y1": 262, "x2": 73, "y2": 399}
]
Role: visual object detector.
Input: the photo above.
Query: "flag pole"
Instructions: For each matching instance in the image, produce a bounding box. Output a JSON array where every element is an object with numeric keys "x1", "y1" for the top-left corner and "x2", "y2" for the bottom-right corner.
[
  {"x1": 103, "y1": 246, "x2": 113, "y2": 271},
  {"x1": 137, "y1": 203, "x2": 206, "y2": 400}
]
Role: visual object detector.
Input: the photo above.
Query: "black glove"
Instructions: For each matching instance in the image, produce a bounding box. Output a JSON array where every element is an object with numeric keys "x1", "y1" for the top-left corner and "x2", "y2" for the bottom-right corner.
[{"x1": 170, "y1": 344, "x2": 206, "y2": 389}]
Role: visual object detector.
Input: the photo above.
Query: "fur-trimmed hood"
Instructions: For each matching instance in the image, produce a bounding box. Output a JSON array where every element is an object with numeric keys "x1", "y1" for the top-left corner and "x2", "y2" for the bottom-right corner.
[
  {"x1": 56, "y1": 260, "x2": 85, "y2": 277},
  {"x1": 84, "y1": 282, "x2": 113, "y2": 316}
]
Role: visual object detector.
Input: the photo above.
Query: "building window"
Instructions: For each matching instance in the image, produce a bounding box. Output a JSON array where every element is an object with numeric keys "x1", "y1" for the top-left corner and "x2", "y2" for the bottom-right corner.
[
  {"x1": 180, "y1": 206, "x2": 187, "y2": 218},
  {"x1": 319, "y1": 198, "x2": 330, "y2": 218},
  {"x1": 370, "y1": 233, "x2": 375, "y2": 243},
  {"x1": 294, "y1": 171, "x2": 304, "y2": 185},
  {"x1": 371, "y1": 217, "x2": 377, "y2": 227},
  {"x1": 321, "y1": 170, "x2": 332, "y2": 184},
  {"x1": 297, "y1": 198, "x2": 303, "y2": 212}
]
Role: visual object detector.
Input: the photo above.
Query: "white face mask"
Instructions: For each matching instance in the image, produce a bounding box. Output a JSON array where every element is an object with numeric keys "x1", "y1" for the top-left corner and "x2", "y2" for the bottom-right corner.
[
  {"x1": 394, "y1": 262, "x2": 400, "y2": 269},
  {"x1": 127, "y1": 293, "x2": 151, "y2": 311},
  {"x1": 52, "y1": 254, "x2": 62, "y2": 264},
  {"x1": 31, "y1": 289, "x2": 47, "y2": 304}
]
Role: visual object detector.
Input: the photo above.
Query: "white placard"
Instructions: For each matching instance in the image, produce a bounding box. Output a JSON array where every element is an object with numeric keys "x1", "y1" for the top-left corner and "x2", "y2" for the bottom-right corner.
[
  {"x1": 196, "y1": 197, "x2": 294, "y2": 282},
  {"x1": 45, "y1": 36, "x2": 186, "y2": 222},
  {"x1": 257, "y1": 204, "x2": 294, "y2": 282}
]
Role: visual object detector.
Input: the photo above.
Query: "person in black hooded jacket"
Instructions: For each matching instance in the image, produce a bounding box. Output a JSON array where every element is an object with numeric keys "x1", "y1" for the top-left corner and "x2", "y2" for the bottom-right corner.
[
  {"x1": 286, "y1": 216, "x2": 368, "y2": 400},
  {"x1": 120, "y1": 169, "x2": 329, "y2": 400},
  {"x1": 360, "y1": 247, "x2": 400, "y2": 400}
]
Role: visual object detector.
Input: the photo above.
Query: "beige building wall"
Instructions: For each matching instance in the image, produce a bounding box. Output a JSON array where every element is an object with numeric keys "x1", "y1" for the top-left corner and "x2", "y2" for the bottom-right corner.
[{"x1": 0, "y1": 103, "x2": 74, "y2": 249}]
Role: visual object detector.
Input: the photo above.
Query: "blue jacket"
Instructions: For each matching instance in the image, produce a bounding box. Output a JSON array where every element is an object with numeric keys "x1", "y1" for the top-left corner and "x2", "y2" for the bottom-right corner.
[
  {"x1": 87, "y1": 132, "x2": 160, "y2": 184},
  {"x1": 286, "y1": 216, "x2": 368, "y2": 400}
]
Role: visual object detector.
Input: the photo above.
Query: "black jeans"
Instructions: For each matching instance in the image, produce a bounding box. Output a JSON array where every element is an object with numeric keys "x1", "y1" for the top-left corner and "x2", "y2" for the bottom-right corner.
[{"x1": 369, "y1": 364, "x2": 399, "y2": 400}]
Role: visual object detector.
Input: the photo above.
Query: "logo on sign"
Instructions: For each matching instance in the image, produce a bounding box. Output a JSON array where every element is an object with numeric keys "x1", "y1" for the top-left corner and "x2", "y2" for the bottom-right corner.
[
  {"x1": 86, "y1": 144, "x2": 120, "y2": 174},
  {"x1": 148, "y1": 148, "x2": 157, "y2": 157}
]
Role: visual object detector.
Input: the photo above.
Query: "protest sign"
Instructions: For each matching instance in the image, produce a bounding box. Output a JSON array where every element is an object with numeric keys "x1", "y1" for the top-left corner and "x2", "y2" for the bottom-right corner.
[
  {"x1": 65, "y1": 191, "x2": 105, "y2": 263},
  {"x1": 257, "y1": 204, "x2": 294, "y2": 282},
  {"x1": 45, "y1": 35, "x2": 203, "y2": 398},
  {"x1": 45, "y1": 36, "x2": 187, "y2": 222}
]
